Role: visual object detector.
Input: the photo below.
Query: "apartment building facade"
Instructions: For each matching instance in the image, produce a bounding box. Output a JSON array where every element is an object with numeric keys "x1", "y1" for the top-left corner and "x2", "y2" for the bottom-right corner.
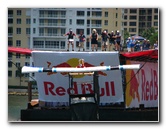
[
  {"x1": 123, "y1": 8, "x2": 158, "y2": 36},
  {"x1": 8, "y1": 8, "x2": 31, "y2": 87}
]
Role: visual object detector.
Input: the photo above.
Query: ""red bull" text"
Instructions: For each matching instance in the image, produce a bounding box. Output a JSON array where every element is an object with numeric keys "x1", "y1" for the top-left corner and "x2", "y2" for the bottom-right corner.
[
  {"x1": 141, "y1": 69, "x2": 158, "y2": 101},
  {"x1": 43, "y1": 81, "x2": 115, "y2": 97}
]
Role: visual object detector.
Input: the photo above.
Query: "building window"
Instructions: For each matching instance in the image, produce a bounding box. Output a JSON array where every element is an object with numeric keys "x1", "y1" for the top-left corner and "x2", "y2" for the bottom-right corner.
[
  {"x1": 129, "y1": 22, "x2": 136, "y2": 26},
  {"x1": 26, "y1": 18, "x2": 31, "y2": 24},
  {"x1": 154, "y1": 8, "x2": 158, "y2": 13},
  {"x1": 8, "y1": 27, "x2": 13, "y2": 36},
  {"x1": 124, "y1": 9, "x2": 128, "y2": 13},
  {"x1": 16, "y1": 40, "x2": 21, "y2": 46},
  {"x1": 33, "y1": 28, "x2": 36, "y2": 34},
  {"x1": 130, "y1": 16, "x2": 137, "y2": 20},
  {"x1": 69, "y1": 19, "x2": 72, "y2": 25},
  {"x1": 8, "y1": 71, "x2": 12, "y2": 77},
  {"x1": 33, "y1": 19, "x2": 36, "y2": 23},
  {"x1": 116, "y1": 13, "x2": 118, "y2": 18},
  {"x1": 115, "y1": 21, "x2": 118, "y2": 27},
  {"x1": 154, "y1": 22, "x2": 158, "y2": 26},
  {"x1": 130, "y1": 9, "x2": 137, "y2": 13},
  {"x1": 76, "y1": 19, "x2": 84, "y2": 25},
  {"x1": 61, "y1": 28, "x2": 65, "y2": 36},
  {"x1": 15, "y1": 62, "x2": 20, "y2": 67},
  {"x1": 87, "y1": 28, "x2": 90, "y2": 35},
  {"x1": 26, "y1": 28, "x2": 30, "y2": 34},
  {"x1": 33, "y1": 41, "x2": 44, "y2": 48},
  {"x1": 45, "y1": 41, "x2": 59, "y2": 48},
  {"x1": 104, "y1": 20, "x2": 108, "y2": 25},
  {"x1": 47, "y1": 28, "x2": 58, "y2": 36},
  {"x1": 8, "y1": 62, "x2": 12, "y2": 67},
  {"x1": 8, "y1": 40, "x2": 13, "y2": 46},
  {"x1": 154, "y1": 15, "x2": 158, "y2": 20},
  {"x1": 124, "y1": 15, "x2": 127, "y2": 20},
  {"x1": 105, "y1": 12, "x2": 108, "y2": 17},
  {"x1": 8, "y1": 10, "x2": 13, "y2": 17},
  {"x1": 147, "y1": 22, "x2": 152, "y2": 27},
  {"x1": 8, "y1": 52, "x2": 12, "y2": 59},
  {"x1": 25, "y1": 62, "x2": 30, "y2": 66},
  {"x1": 148, "y1": 9, "x2": 152, "y2": 15},
  {"x1": 16, "y1": 28, "x2": 21, "y2": 34},
  {"x1": 16, "y1": 53, "x2": 20, "y2": 58},
  {"x1": 17, "y1": 10, "x2": 22, "y2": 15},
  {"x1": 15, "y1": 70, "x2": 20, "y2": 77},
  {"x1": 77, "y1": 11, "x2": 84, "y2": 16},
  {"x1": 25, "y1": 54, "x2": 30, "y2": 59},
  {"x1": 24, "y1": 73, "x2": 29, "y2": 77},
  {"x1": 124, "y1": 22, "x2": 127, "y2": 26},
  {"x1": 87, "y1": 11, "x2": 90, "y2": 16},
  {"x1": 17, "y1": 18, "x2": 21, "y2": 24},
  {"x1": 8, "y1": 19, "x2": 13, "y2": 24},
  {"x1": 129, "y1": 28, "x2": 136, "y2": 32},
  {"x1": 76, "y1": 29, "x2": 84, "y2": 34},
  {"x1": 39, "y1": 28, "x2": 44, "y2": 36},
  {"x1": 60, "y1": 41, "x2": 65, "y2": 49}
]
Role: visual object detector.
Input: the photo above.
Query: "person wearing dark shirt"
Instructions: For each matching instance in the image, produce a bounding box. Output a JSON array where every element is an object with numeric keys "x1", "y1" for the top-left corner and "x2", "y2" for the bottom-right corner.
[
  {"x1": 101, "y1": 30, "x2": 109, "y2": 51},
  {"x1": 78, "y1": 31, "x2": 86, "y2": 51},
  {"x1": 114, "y1": 30, "x2": 121, "y2": 51},
  {"x1": 141, "y1": 39, "x2": 147, "y2": 51},
  {"x1": 108, "y1": 31, "x2": 116, "y2": 51},
  {"x1": 146, "y1": 40, "x2": 151, "y2": 50},
  {"x1": 90, "y1": 29, "x2": 98, "y2": 51},
  {"x1": 64, "y1": 29, "x2": 76, "y2": 51}
]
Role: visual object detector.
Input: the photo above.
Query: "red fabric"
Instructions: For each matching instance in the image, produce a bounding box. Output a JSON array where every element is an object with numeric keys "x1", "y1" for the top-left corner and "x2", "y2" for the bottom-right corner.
[
  {"x1": 121, "y1": 49, "x2": 158, "y2": 59},
  {"x1": 8, "y1": 47, "x2": 32, "y2": 55}
]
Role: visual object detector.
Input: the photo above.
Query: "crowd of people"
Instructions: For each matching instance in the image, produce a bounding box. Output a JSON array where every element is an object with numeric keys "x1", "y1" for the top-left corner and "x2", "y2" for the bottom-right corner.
[
  {"x1": 126, "y1": 37, "x2": 158, "y2": 52},
  {"x1": 64, "y1": 28, "x2": 158, "y2": 52}
]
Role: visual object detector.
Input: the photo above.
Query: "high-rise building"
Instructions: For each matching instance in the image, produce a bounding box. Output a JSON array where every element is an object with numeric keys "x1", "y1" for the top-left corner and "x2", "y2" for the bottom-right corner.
[
  {"x1": 123, "y1": 8, "x2": 158, "y2": 36},
  {"x1": 8, "y1": 8, "x2": 31, "y2": 87}
]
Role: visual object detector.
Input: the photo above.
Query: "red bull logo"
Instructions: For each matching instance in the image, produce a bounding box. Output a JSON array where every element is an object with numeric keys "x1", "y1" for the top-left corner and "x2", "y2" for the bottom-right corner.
[
  {"x1": 126, "y1": 61, "x2": 158, "y2": 107},
  {"x1": 126, "y1": 69, "x2": 140, "y2": 107},
  {"x1": 46, "y1": 58, "x2": 107, "y2": 78}
]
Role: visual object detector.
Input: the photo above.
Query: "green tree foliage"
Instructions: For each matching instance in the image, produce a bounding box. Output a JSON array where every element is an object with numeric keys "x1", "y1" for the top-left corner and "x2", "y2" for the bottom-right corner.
[
  {"x1": 124, "y1": 30, "x2": 130, "y2": 41},
  {"x1": 142, "y1": 27, "x2": 158, "y2": 45}
]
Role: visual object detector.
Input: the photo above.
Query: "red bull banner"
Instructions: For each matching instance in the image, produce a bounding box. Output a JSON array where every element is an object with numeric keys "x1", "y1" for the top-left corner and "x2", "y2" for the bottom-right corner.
[
  {"x1": 125, "y1": 60, "x2": 158, "y2": 108},
  {"x1": 32, "y1": 51, "x2": 124, "y2": 105}
]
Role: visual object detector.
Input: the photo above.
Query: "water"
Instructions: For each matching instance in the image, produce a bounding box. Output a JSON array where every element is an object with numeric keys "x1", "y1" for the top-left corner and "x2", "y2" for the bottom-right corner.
[{"x1": 8, "y1": 95, "x2": 38, "y2": 121}]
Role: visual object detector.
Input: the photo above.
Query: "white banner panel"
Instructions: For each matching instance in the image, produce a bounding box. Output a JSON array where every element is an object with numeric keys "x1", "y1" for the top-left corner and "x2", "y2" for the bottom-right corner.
[
  {"x1": 32, "y1": 51, "x2": 124, "y2": 104},
  {"x1": 125, "y1": 60, "x2": 158, "y2": 108}
]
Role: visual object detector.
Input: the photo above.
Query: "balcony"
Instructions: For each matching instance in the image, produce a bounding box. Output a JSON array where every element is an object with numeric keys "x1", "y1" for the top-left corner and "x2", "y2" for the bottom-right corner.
[
  {"x1": 39, "y1": 33, "x2": 64, "y2": 37},
  {"x1": 39, "y1": 14, "x2": 66, "y2": 18},
  {"x1": 39, "y1": 23, "x2": 66, "y2": 27}
]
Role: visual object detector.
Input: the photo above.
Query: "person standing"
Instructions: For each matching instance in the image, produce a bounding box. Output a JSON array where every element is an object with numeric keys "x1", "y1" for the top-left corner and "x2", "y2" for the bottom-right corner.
[
  {"x1": 64, "y1": 29, "x2": 77, "y2": 51},
  {"x1": 146, "y1": 40, "x2": 151, "y2": 50},
  {"x1": 130, "y1": 36, "x2": 136, "y2": 52},
  {"x1": 141, "y1": 39, "x2": 147, "y2": 51},
  {"x1": 78, "y1": 31, "x2": 86, "y2": 51},
  {"x1": 108, "y1": 31, "x2": 116, "y2": 51},
  {"x1": 153, "y1": 40, "x2": 158, "y2": 49},
  {"x1": 90, "y1": 29, "x2": 98, "y2": 51},
  {"x1": 114, "y1": 30, "x2": 121, "y2": 51},
  {"x1": 126, "y1": 37, "x2": 131, "y2": 52},
  {"x1": 101, "y1": 30, "x2": 109, "y2": 51}
]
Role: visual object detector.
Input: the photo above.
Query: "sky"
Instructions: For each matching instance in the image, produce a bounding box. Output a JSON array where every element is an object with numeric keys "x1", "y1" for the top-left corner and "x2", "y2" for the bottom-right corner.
[{"x1": 1, "y1": 0, "x2": 164, "y2": 128}]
